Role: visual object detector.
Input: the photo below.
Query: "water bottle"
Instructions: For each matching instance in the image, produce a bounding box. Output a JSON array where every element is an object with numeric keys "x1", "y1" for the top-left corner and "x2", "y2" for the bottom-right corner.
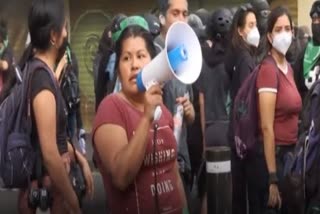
[
  {"x1": 78, "y1": 128, "x2": 86, "y2": 155},
  {"x1": 173, "y1": 104, "x2": 184, "y2": 145}
]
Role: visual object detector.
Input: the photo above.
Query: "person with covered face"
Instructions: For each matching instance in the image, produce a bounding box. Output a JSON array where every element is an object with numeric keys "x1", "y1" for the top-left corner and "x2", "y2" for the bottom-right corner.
[
  {"x1": 294, "y1": 0, "x2": 320, "y2": 101},
  {"x1": 225, "y1": 5, "x2": 260, "y2": 214},
  {"x1": 17, "y1": 0, "x2": 94, "y2": 213},
  {"x1": 257, "y1": 6, "x2": 301, "y2": 213}
]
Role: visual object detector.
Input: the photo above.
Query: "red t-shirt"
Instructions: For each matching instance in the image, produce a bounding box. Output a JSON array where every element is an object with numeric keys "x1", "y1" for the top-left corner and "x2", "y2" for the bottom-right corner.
[
  {"x1": 92, "y1": 94, "x2": 183, "y2": 214},
  {"x1": 256, "y1": 57, "x2": 302, "y2": 145}
]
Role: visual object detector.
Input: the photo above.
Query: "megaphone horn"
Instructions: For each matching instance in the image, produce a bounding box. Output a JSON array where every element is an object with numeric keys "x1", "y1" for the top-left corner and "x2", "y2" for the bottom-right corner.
[{"x1": 136, "y1": 21, "x2": 202, "y2": 91}]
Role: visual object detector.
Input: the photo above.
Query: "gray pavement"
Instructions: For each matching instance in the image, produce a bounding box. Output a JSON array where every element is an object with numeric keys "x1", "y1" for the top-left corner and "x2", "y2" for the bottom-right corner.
[{"x1": 0, "y1": 172, "x2": 107, "y2": 214}]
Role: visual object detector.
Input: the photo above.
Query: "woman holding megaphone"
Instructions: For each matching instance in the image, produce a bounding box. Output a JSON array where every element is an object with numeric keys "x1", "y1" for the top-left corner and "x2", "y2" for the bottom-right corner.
[{"x1": 92, "y1": 16, "x2": 188, "y2": 214}]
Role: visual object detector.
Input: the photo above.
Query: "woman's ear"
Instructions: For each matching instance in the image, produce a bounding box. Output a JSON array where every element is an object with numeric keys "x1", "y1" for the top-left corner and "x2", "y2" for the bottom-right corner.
[
  {"x1": 50, "y1": 30, "x2": 57, "y2": 47},
  {"x1": 267, "y1": 32, "x2": 272, "y2": 45}
]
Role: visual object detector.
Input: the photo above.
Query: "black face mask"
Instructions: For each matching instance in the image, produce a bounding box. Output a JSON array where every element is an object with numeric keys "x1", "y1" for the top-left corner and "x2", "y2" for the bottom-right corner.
[
  {"x1": 56, "y1": 37, "x2": 68, "y2": 64},
  {"x1": 312, "y1": 23, "x2": 320, "y2": 45}
]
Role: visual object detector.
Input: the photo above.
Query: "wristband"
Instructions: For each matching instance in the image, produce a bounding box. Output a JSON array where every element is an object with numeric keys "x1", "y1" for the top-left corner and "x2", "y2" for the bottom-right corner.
[{"x1": 268, "y1": 172, "x2": 278, "y2": 185}]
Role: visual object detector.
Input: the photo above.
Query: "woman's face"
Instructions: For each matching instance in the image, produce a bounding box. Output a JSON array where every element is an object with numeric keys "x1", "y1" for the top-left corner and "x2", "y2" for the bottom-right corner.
[
  {"x1": 118, "y1": 36, "x2": 152, "y2": 94},
  {"x1": 239, "y1": 12, "x2": 257, "y2": 39},
  {"x1": 268, "y1": 14, "x2": 292, "y2": 42}
]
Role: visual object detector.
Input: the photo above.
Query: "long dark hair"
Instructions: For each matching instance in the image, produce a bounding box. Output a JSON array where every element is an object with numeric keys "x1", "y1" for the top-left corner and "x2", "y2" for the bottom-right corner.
[
  {"x1": 230, "y1": 6, "x2": 257, "y2": 54},
  {"x1": 114, "y1": 25, "x2": 156, "y2": 71},
  {"x1": 19, "y1": 0, "x2": 65, "y2": 68}
]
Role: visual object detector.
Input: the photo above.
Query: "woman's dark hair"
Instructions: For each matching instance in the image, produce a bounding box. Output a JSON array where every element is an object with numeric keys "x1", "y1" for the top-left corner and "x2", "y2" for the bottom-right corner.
[
  {"x1": 230, "y1": 6, "x2": 257, "y2": 52},
  {"x1": 265, "y1": 6, "x2": 293, "y2": 51},
  {"x1": 28, "y1": 0, "x2": 65, "y2": 51},
  {"x1": 19, "y1": 0, "x2": 65, "y2": 69},
  {"x1": 114, "y1": 25, "x2": 156, "y2": 71}
]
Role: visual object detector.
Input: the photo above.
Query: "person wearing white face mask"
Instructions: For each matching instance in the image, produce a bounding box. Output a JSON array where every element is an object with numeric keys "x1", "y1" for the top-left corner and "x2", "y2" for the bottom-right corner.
[
  {"x1": 256, "y1": 6, "x2": 302, "y2": 213},
  {"x1": 225, "y1": 5, "x2": 261, "y2": 214}
]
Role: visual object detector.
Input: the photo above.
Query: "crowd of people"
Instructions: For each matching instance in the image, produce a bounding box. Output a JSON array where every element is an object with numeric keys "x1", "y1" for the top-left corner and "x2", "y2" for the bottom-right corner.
[{"x1": 1, "y1": 0, "x2": 320, "y2": 213}]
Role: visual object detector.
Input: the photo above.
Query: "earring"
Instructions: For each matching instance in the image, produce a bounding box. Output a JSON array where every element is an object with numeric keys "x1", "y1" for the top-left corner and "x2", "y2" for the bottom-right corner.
[{"x1": 50, "y1": 40, "x2": 55, "y2": 46}]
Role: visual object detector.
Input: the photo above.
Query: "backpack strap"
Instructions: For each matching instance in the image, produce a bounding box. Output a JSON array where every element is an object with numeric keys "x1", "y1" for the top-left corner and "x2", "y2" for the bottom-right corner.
[{"x1": 263, "y1": 55, "x2": 281, "y2": 91}]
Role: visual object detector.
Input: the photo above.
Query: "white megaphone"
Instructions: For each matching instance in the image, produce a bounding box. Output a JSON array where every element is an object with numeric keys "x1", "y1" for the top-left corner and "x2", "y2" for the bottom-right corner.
[{"x1": 136, "y1": 21, "x2": 202, "y2": 120}]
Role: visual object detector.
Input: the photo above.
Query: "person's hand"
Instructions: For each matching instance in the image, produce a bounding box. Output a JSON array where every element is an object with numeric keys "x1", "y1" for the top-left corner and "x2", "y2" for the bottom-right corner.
[
  {"x1": 81, "y1": 158, "x2": 94, "y2": 199},
  {"x1": 143, "y1": 84, "x2": 163, "y2": 121},
  {"x1": 268, "y1": 184, "x2": 282, "y2": 209},
  {"x1": 176, "y1": 96, "x2": 194, "y2": 122}
]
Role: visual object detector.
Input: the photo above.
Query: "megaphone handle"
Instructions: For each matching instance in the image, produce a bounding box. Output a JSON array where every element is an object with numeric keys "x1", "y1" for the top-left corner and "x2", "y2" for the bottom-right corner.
[{"x1": 154, "y1": 106, "x2": 162, "y2": 121}]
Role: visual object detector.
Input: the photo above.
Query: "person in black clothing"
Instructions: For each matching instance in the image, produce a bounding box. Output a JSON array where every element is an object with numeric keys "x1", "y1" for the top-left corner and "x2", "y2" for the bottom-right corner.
[
  {"x1": 93, "y1": 14, "x2": 126, "y2": 111},
  {"x1": 197, "y1": 7, "x2": 233, "y2": 214},
  {"x1": 17, "y1": 0, "x2": 93, "y2": 213},
  {"x1": 294, "y1": 0, "x2": 320, "y2": 102},
  {"x1": 56, "y1": 44, "x2": 87, "y2": 154},
  {"x1": 0, "y1": 19, "x2": 15, "y2": 104},
  {"x1": 250, "y1": 0, "x2": 271, "y2": 63},
  {"x1": 225, "y1": 6, "x2": 260, "y2": 214}
]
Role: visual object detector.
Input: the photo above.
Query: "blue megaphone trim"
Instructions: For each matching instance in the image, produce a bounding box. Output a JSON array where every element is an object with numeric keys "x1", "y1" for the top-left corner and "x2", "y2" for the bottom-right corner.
[
  {"x1": 136, "y1": 71, "x2": 146, "y2": 92},
  {"x1": 168, "y1": 44, "x2": 188, "y2": 72}
]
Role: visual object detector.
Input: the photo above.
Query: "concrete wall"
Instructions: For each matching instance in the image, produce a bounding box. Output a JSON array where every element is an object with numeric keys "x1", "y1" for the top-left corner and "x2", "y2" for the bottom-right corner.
[{"x1": 297, "y1": 0, "x2": 313, "y2": 32}]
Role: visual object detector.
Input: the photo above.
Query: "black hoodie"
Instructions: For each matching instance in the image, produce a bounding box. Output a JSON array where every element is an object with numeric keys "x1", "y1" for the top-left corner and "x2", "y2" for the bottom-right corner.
[
  {"x1": 225, "y1": 46, "x2": 256, "y2": 145},
  {"x1": 199, "y1": 42, "x2": 230, "y2": 124}
]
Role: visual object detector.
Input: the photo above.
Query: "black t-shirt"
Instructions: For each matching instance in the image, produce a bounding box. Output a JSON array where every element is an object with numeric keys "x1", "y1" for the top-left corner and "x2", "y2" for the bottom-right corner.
[
  {"x1": 30, "y1": 59, "x2": 68, "y2": 155},
  {"x1": 199, "y1": 43, "x2": 230, "y2": 124}
]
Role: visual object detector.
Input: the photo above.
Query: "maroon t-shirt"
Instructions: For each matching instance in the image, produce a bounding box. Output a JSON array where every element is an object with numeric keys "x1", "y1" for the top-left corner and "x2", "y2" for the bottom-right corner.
[
  {"x1": 256, "y1": 57, "x2": 302, "y2": 145},
  {"x1": 92, "y1": 94, "x2": 183, "y2": 214}
]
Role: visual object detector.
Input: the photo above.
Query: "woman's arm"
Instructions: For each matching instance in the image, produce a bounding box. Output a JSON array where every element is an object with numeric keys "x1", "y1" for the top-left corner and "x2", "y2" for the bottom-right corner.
[
  {"x1": 33, "y1": 90, "x2": 80, "y2": 213},
  {"x1": 259, "y1": 92, "x2": 277, "y2": 174},
  {"x1": 259, "y1": 91, "x2": 282, "y2": 208},
  {"x1": 67, "y1": 143, "x2": 94, "y2": 199},
  {"x1": 94, "y1": 85, "x2": 162, "y2": 191},
  {"x1": 94, "y1": 116, "x2": 152, "y2": 191}
]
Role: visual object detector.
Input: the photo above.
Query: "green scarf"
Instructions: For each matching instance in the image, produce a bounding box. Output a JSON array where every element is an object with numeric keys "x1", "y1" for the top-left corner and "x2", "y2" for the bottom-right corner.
[{"x1": 303, "y1": 41, "x2": 320, "y2": 78}]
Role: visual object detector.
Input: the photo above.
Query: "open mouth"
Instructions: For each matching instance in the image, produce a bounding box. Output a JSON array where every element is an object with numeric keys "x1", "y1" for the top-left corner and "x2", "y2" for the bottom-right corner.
[{"x1": 129, "y1": 74, "x2": 138, "y2": 83}]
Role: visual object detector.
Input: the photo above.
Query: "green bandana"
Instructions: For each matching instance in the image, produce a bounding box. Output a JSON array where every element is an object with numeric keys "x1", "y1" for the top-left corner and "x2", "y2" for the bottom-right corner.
[
  {"x1": 112, "y1": 16, "x2": 149, "y2": 42},
  {"x1": 303, "y1": 41, "x2": 320, "y2": 78},
  {"x1": 0, "y1": 38, "x2": 8, "y2": 58}
]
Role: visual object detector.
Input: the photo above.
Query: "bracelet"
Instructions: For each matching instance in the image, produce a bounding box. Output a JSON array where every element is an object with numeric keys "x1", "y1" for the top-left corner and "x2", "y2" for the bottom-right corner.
[{"x1": 269, "y1": 172, "x2": 278, "y2": 185}]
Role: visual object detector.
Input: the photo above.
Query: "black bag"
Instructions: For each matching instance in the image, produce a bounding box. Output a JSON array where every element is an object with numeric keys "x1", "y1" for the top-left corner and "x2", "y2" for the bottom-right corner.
[
  {"x1": 60, "y1": 64, "x2": 80, "y2": 112},
  {"x1": 0, "y1": 59, "x2": 53, "y2": 188}
]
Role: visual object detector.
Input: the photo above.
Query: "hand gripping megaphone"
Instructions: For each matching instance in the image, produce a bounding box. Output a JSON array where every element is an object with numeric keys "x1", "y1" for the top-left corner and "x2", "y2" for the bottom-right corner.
[{"x1": 136, "y1": 21, "x2": 202, "y2": 120}]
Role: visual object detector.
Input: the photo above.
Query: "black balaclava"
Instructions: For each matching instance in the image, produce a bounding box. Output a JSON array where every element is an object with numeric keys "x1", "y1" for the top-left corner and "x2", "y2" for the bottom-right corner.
[
  {"x1": 310, "y1": 0, "x2": 320, "y2": 45},
  {"x1": 250, "y1": 0, "x2": 270, "y2": 35}
]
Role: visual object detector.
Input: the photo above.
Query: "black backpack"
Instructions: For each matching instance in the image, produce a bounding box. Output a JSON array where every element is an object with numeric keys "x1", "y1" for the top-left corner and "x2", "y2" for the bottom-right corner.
[
  {"x1": 0, "y1": 59, "x2": 53, "y2": 188},
  {"x1": 60, "y1": 64, "x2": 80, "y2": 112}
]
